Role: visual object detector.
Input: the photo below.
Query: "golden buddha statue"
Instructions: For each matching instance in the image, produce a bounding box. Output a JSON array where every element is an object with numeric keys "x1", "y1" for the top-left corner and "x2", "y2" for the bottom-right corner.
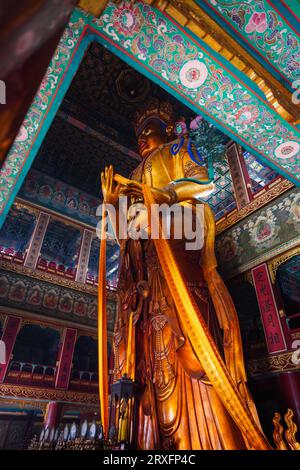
[{"x1": 100, "y1": 100, "x2": 269, "y2": 450}]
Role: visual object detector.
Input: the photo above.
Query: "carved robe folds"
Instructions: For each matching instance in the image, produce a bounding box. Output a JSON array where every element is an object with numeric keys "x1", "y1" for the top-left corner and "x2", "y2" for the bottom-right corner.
[{"x1": 113, "y1": 142, "x2": 261, "y2": 450}]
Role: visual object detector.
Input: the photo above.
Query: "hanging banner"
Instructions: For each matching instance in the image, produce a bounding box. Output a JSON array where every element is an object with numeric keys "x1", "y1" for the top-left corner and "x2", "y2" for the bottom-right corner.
[
  {"x1": 55, "y1": 328, "x2": 77, "y2": 389},
  {"x1": 252, "y1": 263, "x2": 287, "y2": 354}
]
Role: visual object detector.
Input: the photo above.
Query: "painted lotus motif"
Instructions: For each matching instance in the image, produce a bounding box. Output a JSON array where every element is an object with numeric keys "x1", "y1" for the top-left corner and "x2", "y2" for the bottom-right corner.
[
  {"x1": 216, "y1": 189, "x2": 299, "y2": 278},
  {"x1": 15, "y1": 125, "x2": 28, "y2": 142},
  {"x1": 275, "y1": 141, "x2": 300, "y2": 160},
  {"x1": 174, "y1": 120, "x2": 188, "y2": 137}
]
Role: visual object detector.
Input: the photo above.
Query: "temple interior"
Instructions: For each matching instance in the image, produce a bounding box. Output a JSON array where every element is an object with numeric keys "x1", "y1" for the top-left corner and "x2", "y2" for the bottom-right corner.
[{"x1": 0, "y1": 0, "x2": 299, "y2": 451}]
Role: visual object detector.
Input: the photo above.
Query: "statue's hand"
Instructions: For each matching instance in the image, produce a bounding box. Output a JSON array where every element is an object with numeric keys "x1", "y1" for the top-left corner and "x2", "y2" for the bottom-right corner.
[{"x1": 101, "y1": 165, "x2": 121, "y2": 205}]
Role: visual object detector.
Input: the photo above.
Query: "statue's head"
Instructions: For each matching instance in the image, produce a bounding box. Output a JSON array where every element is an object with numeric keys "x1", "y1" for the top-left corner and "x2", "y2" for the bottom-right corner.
[{"x1": 134, "y1": 100, "x2": 175, "y2": 159}]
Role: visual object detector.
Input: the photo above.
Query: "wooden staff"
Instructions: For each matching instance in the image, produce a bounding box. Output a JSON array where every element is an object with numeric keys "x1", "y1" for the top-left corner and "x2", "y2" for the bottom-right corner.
[{"x1": 98, "y1": 172, "x2": 130, "y2": 437}]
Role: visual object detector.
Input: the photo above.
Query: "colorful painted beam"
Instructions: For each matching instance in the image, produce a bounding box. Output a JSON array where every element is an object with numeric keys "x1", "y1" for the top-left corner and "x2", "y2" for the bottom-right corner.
[
  {"x1": 197, "y1": 0, "x2": 300, "y2": 89},
  {"x1": 0, "y1": 1, "x2": 299, "y2": 229}
]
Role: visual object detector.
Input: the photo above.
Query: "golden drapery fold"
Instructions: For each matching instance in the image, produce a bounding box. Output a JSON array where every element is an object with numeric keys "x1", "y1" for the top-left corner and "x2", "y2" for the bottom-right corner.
[{"x1": 141, "y1": 183, "x2": 270, "y2": 450}]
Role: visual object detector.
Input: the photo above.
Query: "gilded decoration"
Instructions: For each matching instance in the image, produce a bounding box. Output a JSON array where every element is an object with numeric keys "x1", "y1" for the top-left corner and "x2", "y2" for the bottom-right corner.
[{"x1": 0, "y1": 384, "x2": 99, "y2": 405}]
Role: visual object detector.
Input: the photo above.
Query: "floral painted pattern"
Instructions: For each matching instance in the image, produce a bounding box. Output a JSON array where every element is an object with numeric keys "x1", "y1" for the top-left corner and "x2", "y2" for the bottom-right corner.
[
  {"x1": 0, "y1": 2, "x2": 300, "y2": 225},
  {"x1": 205, "y1": 0, "x2": 300, "y2": 83},
  {"x1": 216, "y1": 188, "x2": 300, "y2": 277},
  {"x1": 98, "y1": 1, "x2": 300, "y2": 177}
]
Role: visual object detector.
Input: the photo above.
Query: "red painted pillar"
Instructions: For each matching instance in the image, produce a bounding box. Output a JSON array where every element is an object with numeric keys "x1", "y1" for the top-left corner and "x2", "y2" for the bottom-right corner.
[
  {"x1": 44, "y1": 402, "x2": 63, "y2": 428},
  {"x1": 277, "y1": 371, "x2": 300, "y2": 429},
  {"x1": 0, "y1": 315, "x2": 21, "y2": 382},
  {"x1": 55, "y1": 328, "x2": 77, "y2": 389}
]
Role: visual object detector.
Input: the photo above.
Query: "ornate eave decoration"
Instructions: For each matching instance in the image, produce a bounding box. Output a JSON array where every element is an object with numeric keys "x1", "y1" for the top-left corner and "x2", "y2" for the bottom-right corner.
[
  {"x1": 145, "y1": 0, "x2": 300, "y2": 124},
  {"x1": 268, "y1": 245, "x2": 300, "y2": 284},
  {"x1": 0, "y1": 258, "x2": 116, "y2": 300},
  {"x1": 78, "y1": 0, "x2": 300, "y2": 123}
]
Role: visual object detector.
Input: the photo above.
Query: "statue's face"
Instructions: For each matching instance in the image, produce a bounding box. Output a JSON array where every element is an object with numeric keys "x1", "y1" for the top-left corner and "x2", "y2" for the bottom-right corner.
[{"x1": 137, "y1": 119, "x2": 166, "y2": 159}]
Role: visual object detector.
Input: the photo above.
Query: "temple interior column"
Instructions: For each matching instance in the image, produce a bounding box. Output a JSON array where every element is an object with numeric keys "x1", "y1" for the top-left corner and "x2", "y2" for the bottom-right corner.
[
  {"x1": 44, "y1": 402, "x2": 64, "y2": 429},
  {"x1": 0, "y1": 315, "x2": 21, "y2": 383},
  {"x1": 55, "y1": 328, "x2": 77, "y2": 390}
]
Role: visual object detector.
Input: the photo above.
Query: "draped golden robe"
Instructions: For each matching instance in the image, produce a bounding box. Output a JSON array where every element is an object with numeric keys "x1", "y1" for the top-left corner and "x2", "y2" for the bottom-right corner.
[{"x1": 112, "y1": 140, "x2": 263, "y2": 450}]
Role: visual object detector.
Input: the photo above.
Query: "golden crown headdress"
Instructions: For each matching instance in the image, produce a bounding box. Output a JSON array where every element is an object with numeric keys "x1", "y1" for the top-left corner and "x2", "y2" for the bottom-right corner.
[{"x1": 133, "y1": 99, "x2": 175, "y2": 135}]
